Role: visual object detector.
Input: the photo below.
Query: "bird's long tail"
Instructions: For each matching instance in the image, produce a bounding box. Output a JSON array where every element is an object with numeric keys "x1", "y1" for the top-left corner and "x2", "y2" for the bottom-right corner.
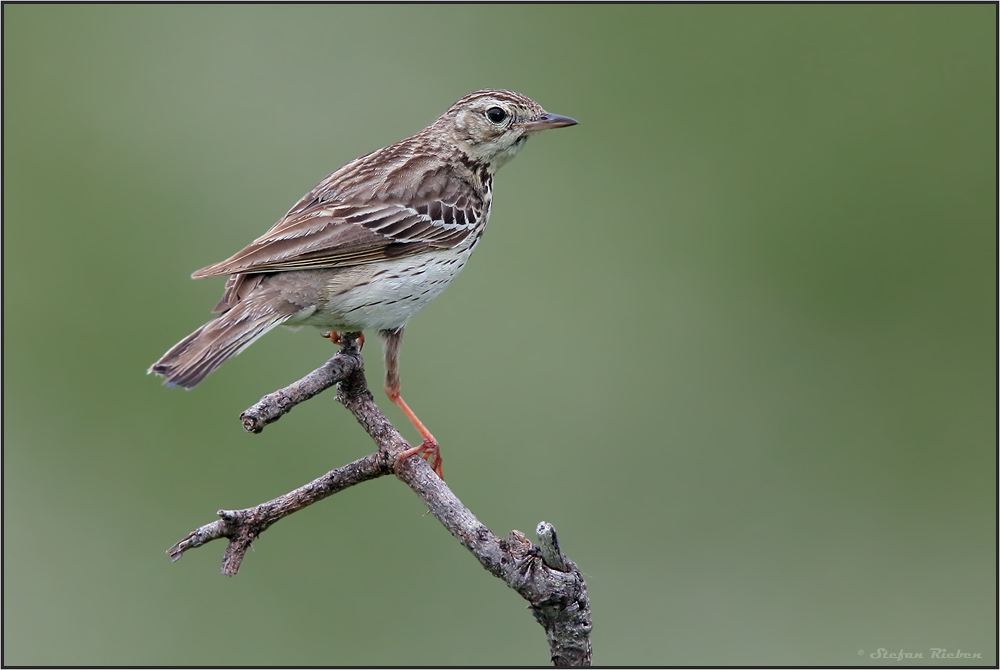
[{"x1": 148, "y1": 303, "x2": 289, "y2": 389}]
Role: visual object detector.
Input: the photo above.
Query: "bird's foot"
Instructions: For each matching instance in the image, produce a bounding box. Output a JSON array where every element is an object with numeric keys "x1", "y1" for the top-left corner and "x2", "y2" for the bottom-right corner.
[
  {"x1": 322, "y1": 331, "x2": 365, "y2": 349},
  {"x1": 396, "y1": 438, "x2": 443, "y2": 479}
]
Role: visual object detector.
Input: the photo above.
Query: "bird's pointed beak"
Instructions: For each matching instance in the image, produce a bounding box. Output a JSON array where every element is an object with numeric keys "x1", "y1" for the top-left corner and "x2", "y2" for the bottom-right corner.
[{"x1": 520, "y1": 112, "x2": 579, "y2": 133}]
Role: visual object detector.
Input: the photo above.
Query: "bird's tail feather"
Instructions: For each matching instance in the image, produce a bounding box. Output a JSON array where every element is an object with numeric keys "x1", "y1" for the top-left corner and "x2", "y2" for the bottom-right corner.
[{"x1": 148, "y1": 306, "x2": 289, "y2": 389}]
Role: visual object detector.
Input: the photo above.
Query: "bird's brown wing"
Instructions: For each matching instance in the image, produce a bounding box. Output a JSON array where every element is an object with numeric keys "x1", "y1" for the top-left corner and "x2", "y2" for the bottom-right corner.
[
  {"x1": 193, "y1": 183, "x2": 488, "y2": 313},
  {"x1": 191, "y1": 196, "x2": 483, "y2": 280}
]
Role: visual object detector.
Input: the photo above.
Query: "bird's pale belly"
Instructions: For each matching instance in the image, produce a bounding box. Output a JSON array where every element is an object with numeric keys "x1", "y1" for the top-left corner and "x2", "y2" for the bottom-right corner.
[{"x1": 284, "y1": 246, "x2": 475, "y2": 332}]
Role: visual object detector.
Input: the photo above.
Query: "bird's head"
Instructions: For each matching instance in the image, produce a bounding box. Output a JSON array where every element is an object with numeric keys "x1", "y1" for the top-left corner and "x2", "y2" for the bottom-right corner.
[{"x1": 434, "y1": 89, "x2": 578, "y2": 172}]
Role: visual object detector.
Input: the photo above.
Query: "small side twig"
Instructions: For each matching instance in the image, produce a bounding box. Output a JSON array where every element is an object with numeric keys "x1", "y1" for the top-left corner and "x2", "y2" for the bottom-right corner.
[
  {"x1": 536, "y1": 521, "x2": 571, "y2": 572},
  {"x1": 168, "y1": 332, "x2": 592, "y2": 665},
  {"x1": 166, "y1": 451, "x2": 390, "y2": 575},
  {"x1": 240, "y1": 340, "x2": 364, "y2": 433}
]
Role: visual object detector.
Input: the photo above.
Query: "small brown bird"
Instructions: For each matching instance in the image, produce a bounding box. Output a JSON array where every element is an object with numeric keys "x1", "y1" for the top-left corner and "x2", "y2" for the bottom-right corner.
[{"x1": 149, "y1": 89, "x2": 577, "y2": 477}]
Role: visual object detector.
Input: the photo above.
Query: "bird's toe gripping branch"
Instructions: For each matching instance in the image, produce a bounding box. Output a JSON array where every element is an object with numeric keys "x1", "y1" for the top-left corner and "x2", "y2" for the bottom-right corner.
[
  {"x1": 323, "y1": 331, "x2": 365, "y2": 349},
  {"x1": 396, "y1": 437, "x2": 443, "y2": 479},
  {"x1": 386, "y1": 387, "x2": 444, "y2": 478}
]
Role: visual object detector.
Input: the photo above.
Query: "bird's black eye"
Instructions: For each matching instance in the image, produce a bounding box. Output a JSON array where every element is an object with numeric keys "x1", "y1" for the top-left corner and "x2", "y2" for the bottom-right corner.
[{"x1": 486, "y1": 106, "x2": 507, "y2": 124}]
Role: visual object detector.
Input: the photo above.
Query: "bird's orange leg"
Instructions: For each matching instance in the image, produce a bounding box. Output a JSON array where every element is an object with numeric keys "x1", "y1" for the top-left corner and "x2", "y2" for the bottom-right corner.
[
  {"x1": 378, "y1": 327, "x2": 443, "y2": 478},
  {"x1": 386, "y1": 386, "x2": 443, "y2": 478},
  {"x1": 322, "y1": 331, "x2": 365, "y2": 349}
]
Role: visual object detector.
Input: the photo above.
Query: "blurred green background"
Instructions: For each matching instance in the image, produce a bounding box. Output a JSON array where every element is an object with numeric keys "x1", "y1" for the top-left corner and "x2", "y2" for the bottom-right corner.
[{"x1": 3, "y1": 5, "x2": 995, "y2": 666}]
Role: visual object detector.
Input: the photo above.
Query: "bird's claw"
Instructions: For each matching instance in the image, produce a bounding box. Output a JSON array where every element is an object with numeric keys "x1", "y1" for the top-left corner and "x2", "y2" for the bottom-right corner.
[
  {"x1": 322, "y1": 331, "x2": 364, "y2": 349},
  {"x1": 396, "y1": 438, "x2": 444, "y2": 479}
]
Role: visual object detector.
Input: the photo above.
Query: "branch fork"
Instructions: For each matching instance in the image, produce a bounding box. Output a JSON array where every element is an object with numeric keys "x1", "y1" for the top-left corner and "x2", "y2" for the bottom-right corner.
[{"x1": 167, "y1": 333, "x2": 592, "y2": 666}]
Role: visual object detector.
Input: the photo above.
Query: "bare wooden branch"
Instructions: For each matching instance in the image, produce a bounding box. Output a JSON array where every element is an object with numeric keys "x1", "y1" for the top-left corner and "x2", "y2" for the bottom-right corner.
[
  {"x1": 240, "y1": 339, "x2": 364, "y2": 433},
  {"x1": 166, "y1": 451, "x2": 390, "y2": 575},
  {"x1": 528, "y1": 525, "x2": 593, "y2": 667},
  {"x1": 395, "y1": 461, "x2": 593, "y2": 666},
  {"x1": 167, "y1": 332, "x2": 592, "y2": 665}
]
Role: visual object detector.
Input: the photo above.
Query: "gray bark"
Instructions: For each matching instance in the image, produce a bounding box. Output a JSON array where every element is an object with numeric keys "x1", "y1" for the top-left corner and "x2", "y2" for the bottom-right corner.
[{"x1": 167, "y1": 333, "x2": 592, "y2": 666}]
